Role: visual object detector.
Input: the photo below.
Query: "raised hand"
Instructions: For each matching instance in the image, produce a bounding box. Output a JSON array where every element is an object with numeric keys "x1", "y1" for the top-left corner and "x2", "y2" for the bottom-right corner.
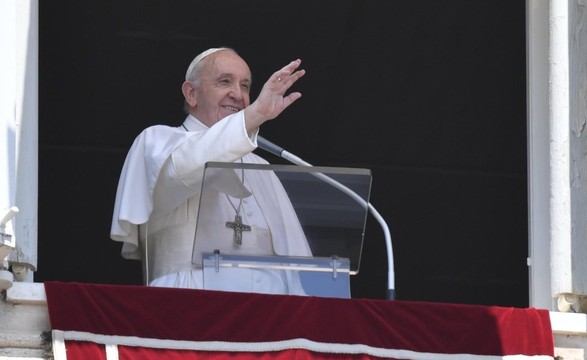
[{"x1": 244, "y1": 59, "x2": 305, "y2": 133}]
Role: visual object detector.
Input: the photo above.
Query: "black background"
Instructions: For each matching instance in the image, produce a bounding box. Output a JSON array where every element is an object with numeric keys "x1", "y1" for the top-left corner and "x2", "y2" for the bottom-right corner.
[{"x1": 36, "y1": 0, "x2": 528, "y2": 306}]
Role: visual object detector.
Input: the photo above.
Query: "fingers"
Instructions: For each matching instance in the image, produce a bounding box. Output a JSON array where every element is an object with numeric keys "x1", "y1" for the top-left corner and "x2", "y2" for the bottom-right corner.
[
  {"x1": 244, "y1": 59, "x2": 305, "y2": 130},
  {"x1": 273, "y1": 59, "x2": 305, "y2": 87},
  {"x1": 281, "y1": 91, "x2": 302, "y2": 109}
]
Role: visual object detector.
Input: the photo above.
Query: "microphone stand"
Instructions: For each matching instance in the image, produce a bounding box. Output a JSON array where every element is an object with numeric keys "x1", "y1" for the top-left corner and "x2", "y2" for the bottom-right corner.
[{"x1": 257, "y1": 136, "x2": 395, "y2": 300}]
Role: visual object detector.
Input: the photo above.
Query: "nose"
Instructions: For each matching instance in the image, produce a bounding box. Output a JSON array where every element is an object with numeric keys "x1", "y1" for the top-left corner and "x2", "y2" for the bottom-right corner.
[
  {"x1": 228, "y1": 84, "x2": 243, "y2": 100},
  {"x1": 228, "y1": 85, "x2": 250, "y2": 107}
]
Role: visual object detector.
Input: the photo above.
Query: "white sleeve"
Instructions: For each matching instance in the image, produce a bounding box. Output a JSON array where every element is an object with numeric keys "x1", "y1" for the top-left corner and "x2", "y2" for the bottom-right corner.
[{"x1": 152, "y1": 112, "x2": 256, "y2": 217}]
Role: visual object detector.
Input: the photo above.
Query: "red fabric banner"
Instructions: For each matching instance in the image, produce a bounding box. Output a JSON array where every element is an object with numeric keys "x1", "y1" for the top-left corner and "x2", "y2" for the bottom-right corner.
[{"x1": 44, "y1": 282, "x2": 554, "y2": 359}]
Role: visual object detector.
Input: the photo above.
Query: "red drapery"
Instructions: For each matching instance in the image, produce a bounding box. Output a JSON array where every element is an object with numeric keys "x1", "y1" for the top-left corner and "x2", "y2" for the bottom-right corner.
[{"x1": 44, "y1": 282, "x2": 554, "y2": 359}]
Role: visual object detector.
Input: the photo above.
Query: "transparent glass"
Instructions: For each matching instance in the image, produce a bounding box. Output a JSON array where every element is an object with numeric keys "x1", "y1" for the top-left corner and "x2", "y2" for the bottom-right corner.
[
  {"x1": 191, "y1": 162, "x2": 372, "y2": 297},
  {"x1": 202, "y1": 253, "x2": 351, "y2": 298}
]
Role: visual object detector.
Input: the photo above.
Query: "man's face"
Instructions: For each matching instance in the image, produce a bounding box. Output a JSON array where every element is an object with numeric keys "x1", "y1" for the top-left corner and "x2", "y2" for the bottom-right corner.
[{"x1": 191, "y1": 51, "x2": 252, "y2": 127}]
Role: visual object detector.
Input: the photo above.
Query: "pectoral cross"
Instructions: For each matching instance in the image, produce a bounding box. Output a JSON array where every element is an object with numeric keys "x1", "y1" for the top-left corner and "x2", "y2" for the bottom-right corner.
[{"x1": 226, "y1": 215, "x2": 251, "y2": 246}]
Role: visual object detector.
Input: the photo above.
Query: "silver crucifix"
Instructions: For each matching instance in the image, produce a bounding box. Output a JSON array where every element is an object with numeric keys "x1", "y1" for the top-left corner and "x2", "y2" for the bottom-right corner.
[{"x1": 226, "y1": 215, "x2": 251, "y2": 246}]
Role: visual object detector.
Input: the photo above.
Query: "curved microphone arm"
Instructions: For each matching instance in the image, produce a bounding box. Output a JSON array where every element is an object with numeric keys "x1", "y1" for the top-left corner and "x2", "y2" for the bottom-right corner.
[{"x1": 257, "y1": 136, "x2": 395, "y2": 300}]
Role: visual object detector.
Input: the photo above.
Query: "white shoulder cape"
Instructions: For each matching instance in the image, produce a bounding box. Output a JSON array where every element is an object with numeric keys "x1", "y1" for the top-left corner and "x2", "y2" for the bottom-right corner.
[{"x1": 110, "y1": 113, "x2": 312, "y2": 261}]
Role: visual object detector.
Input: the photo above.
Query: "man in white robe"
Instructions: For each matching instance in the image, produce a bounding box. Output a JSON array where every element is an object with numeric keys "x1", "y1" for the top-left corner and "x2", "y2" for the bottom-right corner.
[{"x1": 110, "y1": 47, "x2": 312, "y2": 295}]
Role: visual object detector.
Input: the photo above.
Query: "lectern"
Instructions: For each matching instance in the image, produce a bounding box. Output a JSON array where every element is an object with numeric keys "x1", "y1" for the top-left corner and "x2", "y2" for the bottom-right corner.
[{"x1": 191, "y1": 161, "x2": 372, "y2": 298}]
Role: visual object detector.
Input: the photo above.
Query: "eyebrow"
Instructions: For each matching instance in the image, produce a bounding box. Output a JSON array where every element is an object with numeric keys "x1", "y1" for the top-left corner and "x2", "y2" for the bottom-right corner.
[{"x1": 216, "y1": 73, "x2": 251, "y2": 84}]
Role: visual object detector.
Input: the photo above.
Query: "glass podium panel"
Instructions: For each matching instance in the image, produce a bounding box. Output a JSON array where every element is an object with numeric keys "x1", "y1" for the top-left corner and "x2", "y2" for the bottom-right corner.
[
  {"x1": 202, "y1": 252, "x2": 351, "y2": 298},
  {"x1": 192, "y1": 161, "x2": 372, "y2": 298}
]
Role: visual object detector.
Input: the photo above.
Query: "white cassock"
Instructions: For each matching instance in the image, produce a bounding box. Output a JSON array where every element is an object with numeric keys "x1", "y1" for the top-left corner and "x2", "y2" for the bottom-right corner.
[{"x1": 110, "y1": 111, "x2": 312, "y2": 295}]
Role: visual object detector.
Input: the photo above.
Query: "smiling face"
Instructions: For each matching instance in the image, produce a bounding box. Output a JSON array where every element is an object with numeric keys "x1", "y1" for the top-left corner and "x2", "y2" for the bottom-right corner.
[{"x1": 184, "y1": 50, "x2": 252, "y2": 127}]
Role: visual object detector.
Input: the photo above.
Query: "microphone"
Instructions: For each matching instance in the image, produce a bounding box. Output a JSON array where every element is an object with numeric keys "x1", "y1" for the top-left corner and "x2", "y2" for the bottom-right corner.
[
  {"x1": 256, "y1": 136, "x2": 396, "y2": 300},
  {"x1": 256, "y1": 136, "x2": 311, "y2": 166},
  {"x1": 257, "y1": 136, "x2": 284, "y2": 158}
]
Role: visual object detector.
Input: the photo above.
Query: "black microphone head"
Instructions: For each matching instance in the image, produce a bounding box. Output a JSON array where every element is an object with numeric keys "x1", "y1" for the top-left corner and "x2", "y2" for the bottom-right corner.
[{"x1": 257, "y1": 136, "x2": 284, "y2": 157}]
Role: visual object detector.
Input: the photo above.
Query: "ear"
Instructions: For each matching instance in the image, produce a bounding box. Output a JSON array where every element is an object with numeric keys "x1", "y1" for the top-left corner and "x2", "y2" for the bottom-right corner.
[{"x1": 182, "y1": 81, "x2": 197, "y2": 107}]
